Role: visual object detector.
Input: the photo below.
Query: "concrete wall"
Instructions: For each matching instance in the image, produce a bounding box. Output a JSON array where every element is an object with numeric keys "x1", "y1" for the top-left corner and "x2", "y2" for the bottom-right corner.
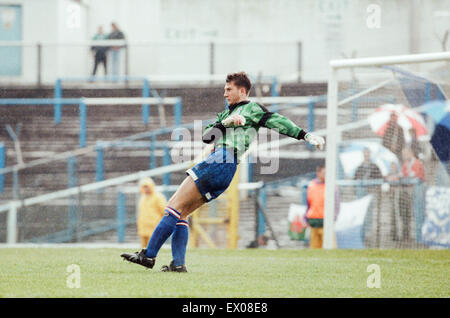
[{"x1": 0, "y1": 0, "x2": 448, "y2": 84}]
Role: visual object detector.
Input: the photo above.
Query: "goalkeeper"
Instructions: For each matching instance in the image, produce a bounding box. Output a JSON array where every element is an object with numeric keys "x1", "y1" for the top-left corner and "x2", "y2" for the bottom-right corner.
[{"x1": 121, "y1": 72, "x2": 325, "y2": 272}]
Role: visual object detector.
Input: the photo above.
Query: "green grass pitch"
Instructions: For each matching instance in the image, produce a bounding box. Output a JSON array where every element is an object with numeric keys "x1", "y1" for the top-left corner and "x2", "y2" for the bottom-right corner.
[{"x1": 0, "y1": 247, "x2": 448, "y2": 298}]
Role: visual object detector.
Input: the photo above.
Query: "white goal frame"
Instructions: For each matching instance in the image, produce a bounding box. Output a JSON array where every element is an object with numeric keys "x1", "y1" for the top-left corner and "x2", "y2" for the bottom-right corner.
[{"x1": 323, "y1": 51, "x2": 450, "y2": 249}]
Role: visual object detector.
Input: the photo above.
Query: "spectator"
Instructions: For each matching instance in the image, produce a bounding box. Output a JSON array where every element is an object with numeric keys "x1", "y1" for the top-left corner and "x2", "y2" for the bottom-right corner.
[
  {"x1": 385, "y1": 162, "x2": 402, "y2": 242},
  {"x1": 399, "y1": 147, "x2": 426, "y2": 244},
  {"x1": 354, "y1": 148, "x2": 382, "y2": 247},
  {"x1": 354, "y1": 148, "x2": 383, "y2": 181},
  {"x1": 401, "y1": 147, "x2": 425, "y2": 181},
  {"x1": 407, "y1": 128, "x2": 420, "y2": 159},
  {"x1": 385, "y1": 162, "x2": 401, "y2": 182},
  {"x1": 305, "y1": 165, "x2": 338, "y2": 248},
  {"x1": 137, "y1": 177, "x2": 167, "y2": 248},
  {"x1": 107, "y1": 22, "x2": 126, "y2": 78},
  {"x1": 382, "y1": 113, "x2": 405, "y2": 161},
  {"x1": 91, "y1": 26, "x2": 108, "y2": 76}
]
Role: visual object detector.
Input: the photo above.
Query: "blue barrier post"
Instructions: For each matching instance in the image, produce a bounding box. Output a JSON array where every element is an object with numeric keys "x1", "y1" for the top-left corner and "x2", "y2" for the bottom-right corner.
[
  {"x1": 116, "y1": 191, "x2": 126, "y2": 243},
  {"x1": 413, "y1": 181, "x2": 425, "y2": 244},
  {"x1": 174, "y1": 98, "x2": 182, "y2": 126},
  {"x1": 307, "y1": 101, "x2": 315, "y2": 132},
  {"x1": 271, "y1": 76, "x2": 279, "y2": 112},
  {"x1": 68, "y1": 156, "x2": 78, "y2": 187},
  {"x1": 150, "y1": 134, "x2": 157, "y2": 169},
  {"x1": 0, "y1": 142, "x2": 4, "y2": 193},
  {"x1": 163, "y1": 145, "x2": 171, "y2": 186},
  {"x1": 95, "y1": 142, "x2": 104, "y2": 182},
  {"x1": 142, "y1": 79, "x2": 150, "y2": 124},
  {"x1": 248, "y1": 154, "x2": 254, "y2": 183},
  {"x1": 54, "y1": 79, "x2": 62, "y2": 124},
  {"x1": 67, "y1": 156, "x2": 78, "y2": 241},
  {"x1": 257, "y1": 186, "x2": 267, "y2": 237},
  {"x1": 79, "y1": 100, "x2": 87, "y2": 148},
  {"x1": 301, "y1": 183, "x2": 308, "y2": 205},
  {"x1": 271, "y1": 76, "x2": 278, "y2": 96}
]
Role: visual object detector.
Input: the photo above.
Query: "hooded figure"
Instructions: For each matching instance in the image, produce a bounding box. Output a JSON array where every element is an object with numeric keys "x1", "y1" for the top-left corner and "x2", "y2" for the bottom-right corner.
[{"x1": 137, "y1": 177, "x2": 167, "y2": 248}]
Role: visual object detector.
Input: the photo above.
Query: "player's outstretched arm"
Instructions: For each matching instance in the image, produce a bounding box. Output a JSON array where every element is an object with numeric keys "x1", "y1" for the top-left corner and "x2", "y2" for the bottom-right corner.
[{"x1": 250, "y1": 103, "x2": 325, "y2": 150}]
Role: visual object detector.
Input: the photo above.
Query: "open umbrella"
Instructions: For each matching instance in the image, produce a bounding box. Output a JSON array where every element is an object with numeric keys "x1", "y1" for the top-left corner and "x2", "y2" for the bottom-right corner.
[
  {"x1": 368, "y1": 104, "x2": 428, "y2": 143},
  {"x1": 421, "y1": 100, "x2": 450, "y2": 164},
  {"x1": 339, "y1": 139, "x2": 400, "y2": 178},
  {"x1": 420, "y1": 100, "x2": 448, "y2": 123}
]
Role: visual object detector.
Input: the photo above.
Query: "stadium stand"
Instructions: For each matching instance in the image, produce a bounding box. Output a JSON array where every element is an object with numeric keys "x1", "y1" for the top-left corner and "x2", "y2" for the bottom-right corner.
[{"x1": 0, "y1": 80, "x2": 327, "y2": 247}]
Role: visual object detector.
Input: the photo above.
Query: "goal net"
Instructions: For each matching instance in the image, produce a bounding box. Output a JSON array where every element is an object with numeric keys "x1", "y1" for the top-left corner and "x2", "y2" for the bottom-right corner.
[{"x1": 324, "y1": 52, "x2": 450, "y2": 249}]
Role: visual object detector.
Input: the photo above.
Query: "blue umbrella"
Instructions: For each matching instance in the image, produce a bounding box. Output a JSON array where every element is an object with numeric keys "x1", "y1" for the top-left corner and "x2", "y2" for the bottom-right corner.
[
  {"x1": 339, "y1": 139, "x2": 400, "y2": 178},
  {"x1": 431, "y1": 112, "x2": 450, "y2": 163},
  {"x1": 421, "y1": 100, "x2": 450, "y2": 164},
  {"x1": 421, "y1": 100, "x2": 448, "y2": 123}
]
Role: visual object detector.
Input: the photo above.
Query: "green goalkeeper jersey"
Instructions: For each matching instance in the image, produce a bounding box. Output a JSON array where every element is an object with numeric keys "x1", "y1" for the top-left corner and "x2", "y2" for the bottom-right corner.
[{"x1": 202, "y1": 100, "x2": 307, "y2": 159}]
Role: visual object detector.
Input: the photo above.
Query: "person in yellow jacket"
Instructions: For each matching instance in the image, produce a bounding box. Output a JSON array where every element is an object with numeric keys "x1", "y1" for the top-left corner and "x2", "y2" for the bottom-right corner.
[{"x1": 137, "y1": 177, "x2": 167, "y2": 248}]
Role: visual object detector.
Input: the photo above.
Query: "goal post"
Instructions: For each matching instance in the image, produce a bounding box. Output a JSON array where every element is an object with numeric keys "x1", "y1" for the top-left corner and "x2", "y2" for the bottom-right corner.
[
  {"x1": 323, "y1": 65, "x2": 339, "y2": 250},
  {"x1": 323, "y1": 52, "x2": 450, "y2": 249}
]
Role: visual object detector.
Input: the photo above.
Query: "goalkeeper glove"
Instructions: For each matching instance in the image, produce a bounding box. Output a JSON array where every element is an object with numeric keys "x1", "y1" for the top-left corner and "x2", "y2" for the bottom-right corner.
[
  {"x1": 221, "y1": 114, "x2": 246, "y2": 127},
  {"x1": 305, "y1": 132, "x2": 325, "y2": 150}
]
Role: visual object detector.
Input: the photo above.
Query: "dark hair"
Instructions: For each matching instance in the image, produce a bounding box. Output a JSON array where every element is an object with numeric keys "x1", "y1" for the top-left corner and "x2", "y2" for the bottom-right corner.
[
  {"x1": 316, "y1": 164, "x2": 325, "y2": 171},
  {"x1": 226, "y1": 72, "x2": 252, "y2": 93}
]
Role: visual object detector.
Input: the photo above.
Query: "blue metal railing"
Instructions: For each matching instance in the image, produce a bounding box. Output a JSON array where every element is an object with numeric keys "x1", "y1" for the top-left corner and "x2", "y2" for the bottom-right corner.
[
  {"x1": 94, "y1": 140, "x2": 175, "y2": 195},
  {"x1": 55, "y1": 76, "x2": 184, "y2": 127},
  {"x1": 0, "y1": 97, "x2": 183, "y2": 149},
  {"x1": 54, "y1": 76, "x2": 153, "y2": 123}
]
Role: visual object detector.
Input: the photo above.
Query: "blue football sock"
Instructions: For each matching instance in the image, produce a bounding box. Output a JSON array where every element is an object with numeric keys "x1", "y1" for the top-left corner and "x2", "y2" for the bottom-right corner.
[
  {"x1": 171, "y1": 220, "x2": 189, "y2": 266},
  {"x1": 145, "y1": 206, "x2": 181, "y2": 258}
]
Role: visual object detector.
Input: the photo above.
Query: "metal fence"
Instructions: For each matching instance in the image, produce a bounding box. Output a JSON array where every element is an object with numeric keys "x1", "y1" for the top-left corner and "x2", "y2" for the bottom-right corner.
[{"x1": 0, "y1": 40, "x2": 303, "y2": 86}]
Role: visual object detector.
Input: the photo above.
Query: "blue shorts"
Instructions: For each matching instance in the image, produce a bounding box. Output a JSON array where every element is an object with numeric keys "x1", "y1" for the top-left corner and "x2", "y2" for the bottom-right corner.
[{"x1": 186, "y1": 147, "x2": 238, "y2": 202}]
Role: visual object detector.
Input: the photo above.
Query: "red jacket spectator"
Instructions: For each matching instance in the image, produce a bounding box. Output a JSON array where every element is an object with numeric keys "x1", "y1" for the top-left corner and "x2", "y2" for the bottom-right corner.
[{"x1": 401, "y1": 148, "x2": 425, "y2": 181}]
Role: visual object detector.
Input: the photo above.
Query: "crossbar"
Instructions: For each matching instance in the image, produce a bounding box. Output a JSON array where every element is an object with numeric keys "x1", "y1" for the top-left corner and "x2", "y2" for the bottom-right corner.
[{"x1": 330, "y1": 51, "x2": 450, "y2": 69}]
